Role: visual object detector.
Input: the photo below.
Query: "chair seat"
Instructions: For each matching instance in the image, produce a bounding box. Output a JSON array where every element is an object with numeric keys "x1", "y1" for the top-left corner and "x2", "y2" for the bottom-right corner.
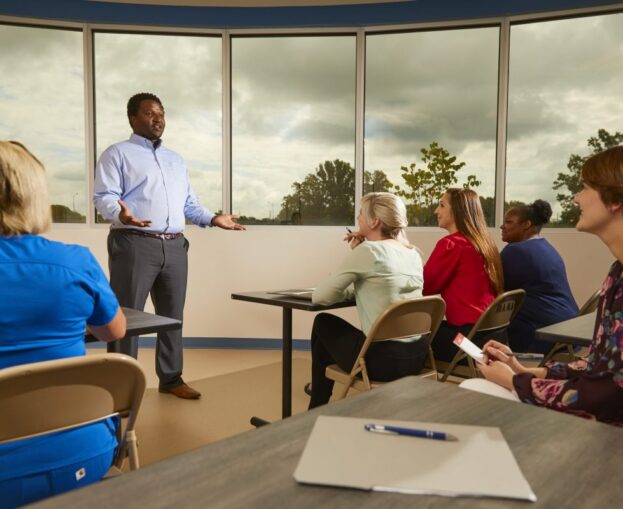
[{"x1": 325, "y1": 363, "x2": 437, "y2": 394}]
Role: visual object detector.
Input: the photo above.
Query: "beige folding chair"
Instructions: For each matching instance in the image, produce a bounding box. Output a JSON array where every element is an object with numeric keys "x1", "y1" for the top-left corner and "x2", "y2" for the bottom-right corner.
[
  {"x1": 0, "y1": 353, "x2": 146, "y2": 472},
  {"x1": 438, "y1": 289, "x2": 526, "y2": 382},
  {"x1": 325, "y1": 296, "x2": 446, "y2": 400},
  {"x1": 540, "y1": 289, "x2": 601, "y2": 365}
]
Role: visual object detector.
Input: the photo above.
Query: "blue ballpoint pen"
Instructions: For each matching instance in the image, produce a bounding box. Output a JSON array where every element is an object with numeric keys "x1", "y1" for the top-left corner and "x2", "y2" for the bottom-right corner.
[{"x1": 364, "y1": 423, "x2": 458, "y2": 441}]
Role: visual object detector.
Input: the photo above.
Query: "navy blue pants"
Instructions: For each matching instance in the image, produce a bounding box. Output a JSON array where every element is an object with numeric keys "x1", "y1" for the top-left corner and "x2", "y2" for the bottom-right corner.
[{"x1": 0, "y1": 449, "x2": 113, "y2": 508}]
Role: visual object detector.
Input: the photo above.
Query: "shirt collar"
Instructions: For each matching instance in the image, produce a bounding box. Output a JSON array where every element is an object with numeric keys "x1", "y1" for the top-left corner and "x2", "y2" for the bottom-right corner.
[{"x1": 129, "y1": 133, "x2": 162, "y2": 149}]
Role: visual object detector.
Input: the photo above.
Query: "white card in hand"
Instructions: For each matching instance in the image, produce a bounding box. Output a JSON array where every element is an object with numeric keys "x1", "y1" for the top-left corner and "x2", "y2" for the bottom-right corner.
[{"x1": 453, "y1": 333, "x2": 485, "y2": 365}]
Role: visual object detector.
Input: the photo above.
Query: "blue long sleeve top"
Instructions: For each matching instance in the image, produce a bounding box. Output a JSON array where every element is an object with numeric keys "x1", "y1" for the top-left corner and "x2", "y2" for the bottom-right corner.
[{"x1": 501, "y1": 238, "x2": 578, "y2": 353}]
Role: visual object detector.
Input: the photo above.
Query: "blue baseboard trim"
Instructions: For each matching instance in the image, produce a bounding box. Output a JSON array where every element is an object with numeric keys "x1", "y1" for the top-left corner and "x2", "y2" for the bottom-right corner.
[{"x1": 87, "y1": 337, "x2": 311, "y2": 351}]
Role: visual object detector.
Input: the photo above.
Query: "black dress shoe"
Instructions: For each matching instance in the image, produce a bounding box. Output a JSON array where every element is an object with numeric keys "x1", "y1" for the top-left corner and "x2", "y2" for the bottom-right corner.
[{"x1": 304, "y1": 382, "x2": 312, "y2": 396}]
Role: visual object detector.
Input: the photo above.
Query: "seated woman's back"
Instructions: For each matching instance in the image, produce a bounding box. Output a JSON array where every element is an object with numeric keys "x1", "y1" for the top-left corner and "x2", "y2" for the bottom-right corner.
[
  {"x1": 314, "y1": 239, "x2": 423, "y2": 334},
  {"x1": 422, "y1": 188, "x2": 503, "y2": 363},
  {"x1": 500, "y1": 201, "x2": 578, "y2": 352},
  {"x1": 0, "y1": 235, "x2": 119, "y2": 367}
]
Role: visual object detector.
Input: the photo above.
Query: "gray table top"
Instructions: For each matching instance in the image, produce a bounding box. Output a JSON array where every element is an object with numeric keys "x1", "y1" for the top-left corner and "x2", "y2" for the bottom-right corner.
[
  {"x1": 535, "y1": 312, "x2": 596, "y2": 346},
  {"x1": 29, "y1": 376, "x2": 623, "y2": 509},
  {"x1": 232, "y1": 291, "x2": 355, "y2": 312},
  {"x1": 86, "y1": 307, "x2": 181, "y2": 343}
]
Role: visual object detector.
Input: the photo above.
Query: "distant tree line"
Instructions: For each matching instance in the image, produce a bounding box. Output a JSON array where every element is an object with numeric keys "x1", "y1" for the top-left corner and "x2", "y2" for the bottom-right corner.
[{"x1": 52, "y1": 129, "x2": 623, "y2": 226}]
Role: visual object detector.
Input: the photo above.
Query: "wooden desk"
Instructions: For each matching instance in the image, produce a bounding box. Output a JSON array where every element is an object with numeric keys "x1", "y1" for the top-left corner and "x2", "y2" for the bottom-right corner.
[
  {"x1": 86, "y1": 307, "x2": 182, "y2": 342},
  {"x1": 535, "y1": 312, "x2": 596, "y2": 347},
  {"x1": 30, "y1": 376, "x2": 623, "y2": 509},
  {"x1": 231, "y1": 292, "x2": 354, "y2": 418}
]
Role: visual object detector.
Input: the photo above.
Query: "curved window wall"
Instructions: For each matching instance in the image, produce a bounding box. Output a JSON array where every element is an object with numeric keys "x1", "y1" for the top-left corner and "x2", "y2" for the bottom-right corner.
[{"x1": 1, "y1": 7, "x2": 621, "y2": 226}]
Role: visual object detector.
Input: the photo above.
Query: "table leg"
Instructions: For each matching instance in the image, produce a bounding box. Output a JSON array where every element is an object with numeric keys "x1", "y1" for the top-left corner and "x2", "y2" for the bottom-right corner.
[{"x1": 282, "y1": 307, "x2": 292, "y2": 418}]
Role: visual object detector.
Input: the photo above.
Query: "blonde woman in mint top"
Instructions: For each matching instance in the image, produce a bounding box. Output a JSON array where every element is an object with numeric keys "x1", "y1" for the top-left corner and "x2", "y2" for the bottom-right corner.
[{"x1": 308, "y1": 192, "x2": 424, "y2": 408}]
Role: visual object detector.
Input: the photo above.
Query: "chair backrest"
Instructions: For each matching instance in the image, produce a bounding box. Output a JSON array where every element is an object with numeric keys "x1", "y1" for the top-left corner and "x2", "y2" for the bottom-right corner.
[
  {"x1": 0, "y1": 353, "x2": 146, "y2": 444},
  {"x1": 577, "y1": 289, "x2": 600, "y2": 316},
  {"x1": 366, "y1": 295, "x2": 446, "y2": 347},
  {"x1": 467, "y1": 289, "x2": 526, "y2": 338}
]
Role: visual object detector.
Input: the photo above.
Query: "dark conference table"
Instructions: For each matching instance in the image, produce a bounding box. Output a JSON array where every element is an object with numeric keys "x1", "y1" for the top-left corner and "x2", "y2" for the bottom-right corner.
[
  {"x1": 86, "y1": 307, "x2": 182, "y2": 342},
  {"x1": 231, "y1": 291, "x2": 354, "y2": 418},
  {"x1": 535, "y1": 311, "x2": 596, "y2": 347},
  {"x1": 30, "y1": 376, "x2": 623, "y2": 509}
]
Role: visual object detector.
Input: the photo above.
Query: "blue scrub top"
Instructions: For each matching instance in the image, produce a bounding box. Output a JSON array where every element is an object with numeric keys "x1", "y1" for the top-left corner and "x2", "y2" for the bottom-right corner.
[{"x1": 0, "y1": 235, "x2": 120, "y2": 482}]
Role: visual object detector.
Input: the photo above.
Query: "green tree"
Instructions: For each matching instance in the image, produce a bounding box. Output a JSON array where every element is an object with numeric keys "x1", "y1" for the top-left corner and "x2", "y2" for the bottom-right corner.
[
  {"x1": 393, "y1": 142, "x2": 481, "y2": 225},
  {"x1": 51, "y1": 204, "x2": 85, "y2": 223},
  {"x1": 363, "y1": 169, "x2": 393, "y2": 193},
  {"x1": 278, "y1": 159, "x2": 355, "y2": 225},
  {"x1": 276, "y1": 161, "x2": 392, "y2": 225},
  {"x1": 553, "y1": 128, "x2": 623, "y2": 225}
]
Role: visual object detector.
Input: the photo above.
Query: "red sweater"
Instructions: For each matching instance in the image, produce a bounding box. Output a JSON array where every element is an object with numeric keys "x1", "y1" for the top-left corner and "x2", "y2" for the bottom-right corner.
[{"x1": 423, "y1": 232, "x2": 495, "y2": 326}]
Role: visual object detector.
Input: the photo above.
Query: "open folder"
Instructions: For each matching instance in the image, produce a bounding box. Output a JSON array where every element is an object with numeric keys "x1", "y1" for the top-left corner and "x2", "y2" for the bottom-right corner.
[{"x1": 294, "y1": 416, "x2": 536, "y2": 502}]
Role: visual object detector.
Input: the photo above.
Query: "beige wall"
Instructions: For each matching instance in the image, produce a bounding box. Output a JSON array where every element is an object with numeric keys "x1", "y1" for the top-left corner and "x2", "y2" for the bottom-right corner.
[{"x1": 46, "y1": 226, "x2": 612, "y2": 340}]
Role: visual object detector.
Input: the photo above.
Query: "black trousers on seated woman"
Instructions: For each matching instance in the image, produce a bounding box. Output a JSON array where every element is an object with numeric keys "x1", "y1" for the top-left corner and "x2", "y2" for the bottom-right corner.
[
  {"x1": 431, "y1": 320, "x2": 508, "y2": 364},
  {"x1": 309, "y1": 312, "x2": 429, "y2": 409}
]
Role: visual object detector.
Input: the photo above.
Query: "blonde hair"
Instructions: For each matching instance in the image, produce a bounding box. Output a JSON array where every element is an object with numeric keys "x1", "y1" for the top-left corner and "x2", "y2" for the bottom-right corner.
[
  {"x1": 0, "y1": 141, "x2": 51, "y2": 235},
  {"x1": 361, "y1": 192, "x2": 413, "y2": 247},
  {"x1": 445, "y1": 188, "x2": 504, "y2": 295}
]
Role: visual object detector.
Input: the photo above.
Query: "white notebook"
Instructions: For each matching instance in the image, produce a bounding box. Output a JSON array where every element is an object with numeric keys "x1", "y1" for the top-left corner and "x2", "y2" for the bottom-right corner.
[
  {"x1": 294, "y1": 416, "x2": 536, "y2": 502},
  {"x1": 269, "y1": 288, "x2": 315, "y2": 300}
]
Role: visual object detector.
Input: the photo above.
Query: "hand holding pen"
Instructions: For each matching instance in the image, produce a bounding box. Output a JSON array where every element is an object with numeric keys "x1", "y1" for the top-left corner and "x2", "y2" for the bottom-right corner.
[
  {"x1": 482, "y1": 339, "x2": 525, "y2": 372},
  {"x1": 345, "y1": 227, "x2": 365, "y2": 250}
]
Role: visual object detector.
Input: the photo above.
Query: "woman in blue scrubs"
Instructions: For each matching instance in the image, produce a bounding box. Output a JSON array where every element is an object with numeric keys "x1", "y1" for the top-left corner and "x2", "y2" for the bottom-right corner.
[{"x1": 0, "y1": 141, "x2": 127, "y2": 507}]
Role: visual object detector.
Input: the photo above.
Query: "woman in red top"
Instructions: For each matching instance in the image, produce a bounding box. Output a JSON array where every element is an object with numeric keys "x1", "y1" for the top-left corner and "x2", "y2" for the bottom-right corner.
[{"x1": 424, "y1": 188, "x2": 504, "y2": 362}]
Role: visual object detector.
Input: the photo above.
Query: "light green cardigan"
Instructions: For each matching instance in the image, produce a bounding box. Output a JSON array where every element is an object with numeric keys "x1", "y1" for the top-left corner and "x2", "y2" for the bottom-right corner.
[{"x1": 312, "y1": 240, "x2": 424, "y2": 335}]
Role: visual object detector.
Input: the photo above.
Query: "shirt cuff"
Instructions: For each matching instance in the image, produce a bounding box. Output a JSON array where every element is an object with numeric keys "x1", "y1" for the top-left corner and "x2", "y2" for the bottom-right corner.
[
  {"x1": 203, "y1": 212, "x2": 216, "y2": 227},
  {"x1": 512, "y1": 372, "x2": 537, "y2": 403}
]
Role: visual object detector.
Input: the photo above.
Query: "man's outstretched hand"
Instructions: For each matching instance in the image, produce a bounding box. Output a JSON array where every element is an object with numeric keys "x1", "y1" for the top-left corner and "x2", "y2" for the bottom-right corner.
[
  {"x1": 118, "y1": 199, "x2": 152, "y2": 228},
  {"x1": 211, "y1": 214, "x2": 246, "y2": 230}
]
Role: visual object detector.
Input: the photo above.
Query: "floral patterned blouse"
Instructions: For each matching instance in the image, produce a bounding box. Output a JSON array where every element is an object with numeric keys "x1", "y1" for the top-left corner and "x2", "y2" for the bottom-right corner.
[{"x1": 513, "y1": 261, "x2": 623, "y2": 426}]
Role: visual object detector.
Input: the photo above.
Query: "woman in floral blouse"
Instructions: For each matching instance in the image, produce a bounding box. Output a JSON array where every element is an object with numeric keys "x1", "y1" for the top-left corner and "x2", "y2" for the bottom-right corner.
[{"x1": 474, "y1": 145, "x2": 623, "y2": 426}]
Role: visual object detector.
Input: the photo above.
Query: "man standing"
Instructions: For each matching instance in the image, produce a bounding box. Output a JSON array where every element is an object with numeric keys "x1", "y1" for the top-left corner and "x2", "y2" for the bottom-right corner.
[{"x1": 94, "y1": 92, "x2": 244, "y2": 399}]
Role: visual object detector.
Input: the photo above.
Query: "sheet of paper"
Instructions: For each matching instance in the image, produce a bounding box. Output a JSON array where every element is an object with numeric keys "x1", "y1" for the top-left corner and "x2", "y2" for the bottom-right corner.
[
  {"x1": 294, "y1": 416, "x2": 536, "y2": 502},
  {"x1": 453, "y1": 333, "x2": 485, "y2": 364}
]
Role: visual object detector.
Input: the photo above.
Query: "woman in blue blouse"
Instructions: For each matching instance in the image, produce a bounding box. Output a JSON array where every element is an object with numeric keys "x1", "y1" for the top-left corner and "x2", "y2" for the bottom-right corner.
[
  {"x1": 0, "y1": 141, "x2": 127, "y2": 507},
  {"x1": 500, "y1": 199, "x2": 578, "y2": 353}
]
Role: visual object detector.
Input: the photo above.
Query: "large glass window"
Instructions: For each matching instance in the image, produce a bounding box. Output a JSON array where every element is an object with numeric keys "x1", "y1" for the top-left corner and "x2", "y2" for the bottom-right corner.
[
  {"x1": 0, "y1": 24, "x2": 85, "y2": 223},
  {"x1": 94, "y1": 32, "x2": 222, "y2": 220},
  {"x1": 365, "y1": 27, "x2": 500, "y2": 226},
  {"x1": 231, "y1": 36, "x2": 356, "y2": 225},
  {"x1": 506, "y1": 13, "x2": 623, "y2": 226}
]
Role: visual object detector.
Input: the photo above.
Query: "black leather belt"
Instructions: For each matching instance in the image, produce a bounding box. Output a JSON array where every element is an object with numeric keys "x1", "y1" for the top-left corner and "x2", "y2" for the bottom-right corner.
[{"x1": 116, "y1": 229, "x2": 182, "y2": 241}]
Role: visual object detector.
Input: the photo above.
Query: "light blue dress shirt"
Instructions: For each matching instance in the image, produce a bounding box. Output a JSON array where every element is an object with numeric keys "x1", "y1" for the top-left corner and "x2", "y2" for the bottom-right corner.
[{"x1": 94, "y1": 134, "x2": 215, "y2": 233}]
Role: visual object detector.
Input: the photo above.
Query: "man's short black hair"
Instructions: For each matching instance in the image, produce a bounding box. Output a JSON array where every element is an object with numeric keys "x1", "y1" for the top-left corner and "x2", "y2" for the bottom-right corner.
[{"x1": 127, "y1": 92, "x2": 163, "y2": 122}]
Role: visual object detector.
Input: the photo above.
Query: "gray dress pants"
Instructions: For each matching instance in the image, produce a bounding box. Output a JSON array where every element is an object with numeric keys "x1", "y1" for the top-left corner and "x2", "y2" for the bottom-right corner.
[{"x1": 107, "y1": 230, "x2": 188, "y2": 389}]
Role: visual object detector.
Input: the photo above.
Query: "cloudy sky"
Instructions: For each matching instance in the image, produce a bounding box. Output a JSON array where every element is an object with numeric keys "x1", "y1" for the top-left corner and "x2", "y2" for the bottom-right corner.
[{"x1": 0, "y1": 11, "x2": 621, "y2": 221}]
